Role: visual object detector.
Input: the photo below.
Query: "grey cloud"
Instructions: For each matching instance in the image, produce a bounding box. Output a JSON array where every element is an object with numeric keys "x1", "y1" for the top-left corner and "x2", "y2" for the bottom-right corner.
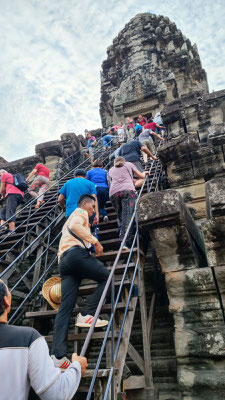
[{"x1": 0, "y1": 0, "x2": 224, "y2": 160}]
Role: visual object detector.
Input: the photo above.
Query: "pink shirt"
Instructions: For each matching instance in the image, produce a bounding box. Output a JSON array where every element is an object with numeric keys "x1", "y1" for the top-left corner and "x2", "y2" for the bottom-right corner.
[
  {"x1": 35, "y1": 164, "x2": 50, "y2": 178},
  {"x1": 128, "y1": 122, "x2": 134, "y2": 129},
  {"x1": 109, "y1": 162, "x2": 136, "y2": 197},
  {"x1": 1, "y1": 173, "x2": 24, "y2": 197}
]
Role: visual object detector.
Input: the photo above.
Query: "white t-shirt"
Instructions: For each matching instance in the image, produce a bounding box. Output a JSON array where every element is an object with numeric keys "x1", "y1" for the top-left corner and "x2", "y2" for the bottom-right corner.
[{"x1": 0, "y1": 323, "x2": 81, "y2": 400}]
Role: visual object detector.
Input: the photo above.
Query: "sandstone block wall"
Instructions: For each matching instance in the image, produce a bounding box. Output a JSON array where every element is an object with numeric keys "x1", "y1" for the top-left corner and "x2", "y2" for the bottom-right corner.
[
  {"x1": 100, "y1": 12, "x2": 208, "y2": 127},
  {"x1": 139, "y1": 189, "x2": 225, "y2": 399}
]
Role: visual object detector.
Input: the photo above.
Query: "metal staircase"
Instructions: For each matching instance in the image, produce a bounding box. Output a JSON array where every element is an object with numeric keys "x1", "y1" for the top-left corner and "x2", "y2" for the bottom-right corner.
[{"x1": 0, "y1": 138, "x2": 180, "y2": 399}]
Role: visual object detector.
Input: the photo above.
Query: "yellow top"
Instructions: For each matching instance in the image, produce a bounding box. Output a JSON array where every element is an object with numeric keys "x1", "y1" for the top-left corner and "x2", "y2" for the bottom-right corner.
[{"x1": 58, "y1": 208, "x2": 98, "y2": 260}]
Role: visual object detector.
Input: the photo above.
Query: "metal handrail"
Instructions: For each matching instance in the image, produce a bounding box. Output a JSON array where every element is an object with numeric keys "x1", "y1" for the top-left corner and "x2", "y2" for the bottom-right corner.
[
  {"x1": 80, "y1": 144, "x2": 163, "y2": 399},
  {"x1": 0, "y1": 210, "x2": 63, "y2": 279},
  {"x1": 81, "y1": 157, "x2": 161, "y2": 356},
  {"x1": 0, "y1": 139, "x2": 119, "y2": 253},
  {"x1": 0, "y1": 137, "x2": 118, "y2": 233},
  {"x1": 4, "y1": 140, "x2": 120, "y2": 324},
  {"x1": 0, "y1": 139, "x2": 119, "y2": 273}
]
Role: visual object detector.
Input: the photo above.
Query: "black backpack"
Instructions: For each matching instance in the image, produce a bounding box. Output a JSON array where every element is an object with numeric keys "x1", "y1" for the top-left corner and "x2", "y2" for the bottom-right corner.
[{"x1": 13, "y1": 173, "x2": 28, "y2": 192}]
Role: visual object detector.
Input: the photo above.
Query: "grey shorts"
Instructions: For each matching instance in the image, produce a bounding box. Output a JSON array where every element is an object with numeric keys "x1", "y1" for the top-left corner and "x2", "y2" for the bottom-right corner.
[
  {"x1": 0, "y1": 194, "x2": 22, "y2": 222},
  {"x1": 89, "y1": 147, "x2": 95, "y2": 157}
]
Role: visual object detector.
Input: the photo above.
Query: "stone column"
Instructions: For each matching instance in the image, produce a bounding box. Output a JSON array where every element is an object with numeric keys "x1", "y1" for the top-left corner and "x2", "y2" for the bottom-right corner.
[
  {"x1": 202, "y1": 178, "x2": 225, "y2": 313},
  {"x1": 139, "y1": 190, "x2": 225, "y2": 399}
]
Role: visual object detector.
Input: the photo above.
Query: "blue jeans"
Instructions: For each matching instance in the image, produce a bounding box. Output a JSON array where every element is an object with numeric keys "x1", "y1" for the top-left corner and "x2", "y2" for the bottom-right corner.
[
  {"x1": 102, "y1": 135, "x2": 112, "y2": 148},
  {"x1": 97, "y1": 186, "x2": 109, "y2": 217}
]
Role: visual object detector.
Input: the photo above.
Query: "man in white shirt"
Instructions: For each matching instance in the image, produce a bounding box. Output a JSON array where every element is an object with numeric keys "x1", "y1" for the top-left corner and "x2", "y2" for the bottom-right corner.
[{"x1": 0, "y1": 280, "x2": 87, "y2": 400}]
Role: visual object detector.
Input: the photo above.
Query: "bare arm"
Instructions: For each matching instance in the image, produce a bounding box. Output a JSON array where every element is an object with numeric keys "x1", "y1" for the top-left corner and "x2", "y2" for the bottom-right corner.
[
  {"x1": 27, "y1": 168, "x2": 37, "y2": 182},
  {"x1": 0, "y1": 182, "x2": 6, "y2": 199},
  {"x1": 150, "y1": 130, "x2": 164, "y2": 140},
  {"x1": 133, "y1": 169, "x2": 146, "y2": 179},
  {"x1": 58, "y1": 194, "x2": 66, "y2": 211},
  {"x1": 141, "y1": 146, "x2": 157, "y2": 160},
  {"x1": 92, "y1": 194, "x2": 99, "y2": 225}
]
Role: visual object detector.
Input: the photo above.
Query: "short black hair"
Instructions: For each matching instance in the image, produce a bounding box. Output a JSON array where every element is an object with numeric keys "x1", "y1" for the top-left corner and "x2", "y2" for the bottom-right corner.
[
  {"x1": 74, "y1": 169, "x2": 86, "y2": 178},
  {"x1": 0, "y1": 281, "x2": 7, "y2": 316},
  {"x1": 77, "y1": 194, "x2": 95, "y2": 207}
]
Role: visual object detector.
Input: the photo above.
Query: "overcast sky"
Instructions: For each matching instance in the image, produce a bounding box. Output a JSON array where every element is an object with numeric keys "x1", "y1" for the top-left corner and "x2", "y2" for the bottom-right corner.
[{"x1": 0, "y1": 0, "x2": 224, "y2": 161}]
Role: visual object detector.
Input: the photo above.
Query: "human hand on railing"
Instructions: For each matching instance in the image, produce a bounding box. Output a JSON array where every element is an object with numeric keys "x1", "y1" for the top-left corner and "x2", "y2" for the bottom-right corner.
[
  {"x1": 72, "y1": 353, "x2": 88, "y2": 376},
  {"x1": 95, "y1": 241, "x2": 103, "y2": 257},
  {"x1": 144, "y1": 171, "x2": 150, "y2": 176},
  {"x1": 152, "y1": 155, "x2": 158, "y2": 161},
  {"x1": 93, "y1": 213, "x2": 99, "y2": 225}
]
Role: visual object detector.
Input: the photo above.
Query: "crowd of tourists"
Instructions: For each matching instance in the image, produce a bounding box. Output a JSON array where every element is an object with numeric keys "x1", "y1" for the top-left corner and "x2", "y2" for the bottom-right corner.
[{"x1": 0, "y1": 111, "x2": 165, "y2": 399}]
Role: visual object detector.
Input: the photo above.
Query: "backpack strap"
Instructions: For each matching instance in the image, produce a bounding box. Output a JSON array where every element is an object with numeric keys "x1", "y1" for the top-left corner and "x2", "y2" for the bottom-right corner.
[{"x1": 67, "y1": 226, "x2": 87, "y2": 249}]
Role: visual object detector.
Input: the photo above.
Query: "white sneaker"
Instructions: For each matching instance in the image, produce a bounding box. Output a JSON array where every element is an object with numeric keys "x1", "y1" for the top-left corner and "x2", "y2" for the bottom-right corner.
[
  {"x1": 51, "y1": 355, "x2": 71, "y2": 370},
  {"x1": 76, "y1": 313, "x2": 108, "y2": 328},
  {"x1": 103, "y1": 215, "x2": 109, "y2": 222},
  {"x1": 122, "y1": 245, "x2": 129, "y2": 250}
]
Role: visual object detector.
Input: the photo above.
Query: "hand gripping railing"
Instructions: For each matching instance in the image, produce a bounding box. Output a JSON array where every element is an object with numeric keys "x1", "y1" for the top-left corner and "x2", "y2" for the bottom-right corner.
[{"x1": 80, "y1": 149, "x2": 163, "y2": 399}]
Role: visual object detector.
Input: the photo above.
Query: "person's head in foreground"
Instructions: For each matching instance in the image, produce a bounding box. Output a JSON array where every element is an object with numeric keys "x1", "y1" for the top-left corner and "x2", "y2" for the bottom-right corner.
[
  {"x1": 77, "y1": 194, "x2": 96, "y2": 217},
  {"x1": 0, "y1": 280, "x2": 11, "y2": 322}
]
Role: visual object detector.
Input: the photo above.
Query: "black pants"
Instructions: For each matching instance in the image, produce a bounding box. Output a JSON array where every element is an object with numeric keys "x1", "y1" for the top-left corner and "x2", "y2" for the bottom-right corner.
[
  {"x1": 96, "y1": 186, "x2": 109, "y2": 218},
  {"x1": 52, "y1": 246, "x2": 110, "y2": 358}
]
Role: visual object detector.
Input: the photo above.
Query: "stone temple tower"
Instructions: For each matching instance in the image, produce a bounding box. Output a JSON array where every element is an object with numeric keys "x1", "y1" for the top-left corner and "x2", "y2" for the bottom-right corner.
[{"x1": 100, "y1": 13, "x2": 208, "y2": 128}]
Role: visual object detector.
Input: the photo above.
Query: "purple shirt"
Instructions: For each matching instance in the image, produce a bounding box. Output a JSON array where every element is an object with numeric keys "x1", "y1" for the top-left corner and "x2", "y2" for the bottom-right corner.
[{"x1": 109, "y1": 162, "x2": 137, "y2": 197}]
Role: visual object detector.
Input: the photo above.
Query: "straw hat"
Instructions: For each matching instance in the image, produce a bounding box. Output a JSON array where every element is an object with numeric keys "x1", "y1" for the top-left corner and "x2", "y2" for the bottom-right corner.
[{"x1": 42, "y1": 277, "x2": 62, "y2": 311}]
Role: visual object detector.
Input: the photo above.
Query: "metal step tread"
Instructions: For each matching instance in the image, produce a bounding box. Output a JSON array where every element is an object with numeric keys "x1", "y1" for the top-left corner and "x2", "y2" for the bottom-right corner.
[{"x1": 25, "y1": 302, "x2": 128, "y2": 319}]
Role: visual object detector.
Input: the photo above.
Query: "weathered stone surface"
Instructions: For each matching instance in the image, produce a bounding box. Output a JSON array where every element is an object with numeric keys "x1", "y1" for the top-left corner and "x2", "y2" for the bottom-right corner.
[
  {"x1": 157, "y1": 133, "x2": 200, "y2": 164},
  {"x1": 138, "y1": 189, "x2": 206, "y2": 266},
  {"x1": 165, "y1": 267, "x2": 222, "y2": 314},
  {"x1": 176, "y1": 180, "x2": 206, "y2": 220},
  {"x1": 161, "y1": 90, "x2": 225, "y2": 141},
  {"x1": 35, "y1": 140, "x2": 63, "y2": 160},
  {"x1": 149, "y1": 226, "x2": 199, "y2": 273},
  {"x1": 100, "y1": 13, "x2": 208, "y2": 127},
  {"x1": 60, "y1": 132, "x2": 81, "y2": 159},
  {"x1": 205, "y1": 178, "x2": 225, "y2": 218},
  {"x1": 0, "y1": 155, "x2": 41, "y2": 177},
  {"x1": 208, "y1": 123, "x2": 225, "y2": 146},
  {"x1": 202, "y1": 216, "x2": 225, "y2": 267},
  {"x1": 157, "y1": 130, "x2": 225, "y2": 220},
  {"x1": 139, "y1": 189, "x2": 225, "y2": 398}
]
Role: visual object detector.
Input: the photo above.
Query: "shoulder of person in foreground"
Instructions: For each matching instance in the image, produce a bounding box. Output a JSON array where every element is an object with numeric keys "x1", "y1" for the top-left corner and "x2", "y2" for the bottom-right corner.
[
  {"x1": 28, "y1": 335, "x2": 82, "y2": 400},
  {"x1": 71, "y1": 207, "x2": 88, "y2": 221}
]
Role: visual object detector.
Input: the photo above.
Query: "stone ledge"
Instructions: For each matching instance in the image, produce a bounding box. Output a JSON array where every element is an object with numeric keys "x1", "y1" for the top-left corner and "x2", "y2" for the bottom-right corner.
[
  {"x1": 138, "y1": 190, "x2": 206, "y2": 265},
  {"x1": 205, "y1": 178, "x2": 225, "y2": 218}
]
